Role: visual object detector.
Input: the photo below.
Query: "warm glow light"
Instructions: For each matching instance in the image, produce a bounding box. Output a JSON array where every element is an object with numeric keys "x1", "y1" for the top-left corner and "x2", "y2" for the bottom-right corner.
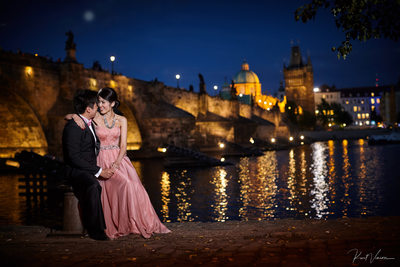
[
  {"x1": 313, "y1": 87, "x2": 320, "y2": 92},
  {"x1": 271, "y1": 137, "x2": 276, "y2": 143},
  {"x1": 328, "y1": 123, "x2": 332, "y2": 127},
  {"x1": 288, "y1": 106, "x2": 291, "y2": 110},
  {"x1": 258, "y1": 99, "x2": 261, "y2": 103},
  {"x1": 213, "y1": 85, "x2": 218, "y2": 90},
  {"x1": 315, "y1": 110, "x2": 319, "y2": 114},
  {"x1": 157, "y1": 147, "x2": 167, "y2": 153},
  {"x1": 176, "y1": 74, "x2": 181, "y2": 80},
  {"x1": 249, "y1": 137, "x2": 254, "y2": 144},
  {"x1": 25, "y1": 66, "x2": 33, "y2": 77},
  {"x1": 239, "y1": 94, "x2": 243, "y2": 97},
  {"x1": 267, "y1": 108, "x2": 270, "y2": 111},
  {"x1": 5, "y1": 160, "x2": 20, "y2": 168},
  {"x1": 34, "y1": 53, "x2": 38, "y2": 57},
  {"x1": 264, "y1": 101, "x2": 267, "y2": 104},
  {"x1": 219, "y1": 142, "x2": 225, "y2": 148},
  {"x1": 220, "y1": 157, "x2": 225, "y2": 162},
  {"x1": 301, "y1": 142, "x2": 304, "y2": 145},
  {"x1": 269, "y1": 102, "x2": 272, "y2": 105},
  {"x1": 300, "y1": 135, "x2": 304, "y2": 140},
  {"x1": 110, "y1": 55, "x2": 115, "y2": 62},
  {"x1": 289, "y1": 136, "x2": 294, "y2": 141}
]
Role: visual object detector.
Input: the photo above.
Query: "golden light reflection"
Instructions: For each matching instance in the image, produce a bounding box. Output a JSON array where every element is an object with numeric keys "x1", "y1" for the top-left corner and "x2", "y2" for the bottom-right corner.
[
  {"x1": 287, "y1": 149, "x2": 296, "y2": 210},
  {"x1": 358, "y1": 139, "x2": 367, "y2": 215},
  {"x1": 310, "y1": 142, "x2": 329, "y2": 218},
  {"x1": 341, "y1": 139, "x2": 351, "y2": 217},
  {"x1": 175, "y1": 170, "x2": 193, "y2": 222},
  {"x1": 160, "y1": 172, "x2": 171, "y2": 222},
  {"x1": 210, "y1": 167, "x2": 228, "y2": 222},
  {"x1": 238, "y1": 153, "x2": 278, "y2": 220},
  {"x1": 257, "y1": 152, "x2": 278, "y2": 219},
  {"x1": 327, "y1": 140, "x2": 337, "y2": 215}
]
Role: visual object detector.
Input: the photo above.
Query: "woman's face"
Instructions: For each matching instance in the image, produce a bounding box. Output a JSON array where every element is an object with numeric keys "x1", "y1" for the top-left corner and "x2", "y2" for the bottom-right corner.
[{"x1": 97, "y1": 96, "x2": 114, "y2": 115}]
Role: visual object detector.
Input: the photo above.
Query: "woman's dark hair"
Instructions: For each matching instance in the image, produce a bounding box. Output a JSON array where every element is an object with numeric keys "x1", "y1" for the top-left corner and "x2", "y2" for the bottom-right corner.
[
  {"x1": 97, "y1": 87, "x2": 123, "y2": 115},
  {"x1": 73, "y1": 89, "x2": 98, "y2": 114}
]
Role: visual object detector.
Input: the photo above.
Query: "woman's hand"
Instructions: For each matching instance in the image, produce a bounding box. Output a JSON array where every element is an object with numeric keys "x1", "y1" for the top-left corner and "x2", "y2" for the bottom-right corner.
[{"x1": 111, "y1": 161, "x2": 120, "y2": 170}]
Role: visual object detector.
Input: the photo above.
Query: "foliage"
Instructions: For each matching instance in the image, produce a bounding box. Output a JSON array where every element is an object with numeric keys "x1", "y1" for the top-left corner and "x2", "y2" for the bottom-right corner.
[
  {"x1": 295, "y1": 0, "x2": 400, "y2": 59},
  {"x1": 316, "y1": 99, "x2": 353, "y2": 127},
  {"x1": 285, "y1": 101, "x2": 317, "y2": 130},
  {"x1": 370, "y1": 109, "x2": 383, "y2": 123}
]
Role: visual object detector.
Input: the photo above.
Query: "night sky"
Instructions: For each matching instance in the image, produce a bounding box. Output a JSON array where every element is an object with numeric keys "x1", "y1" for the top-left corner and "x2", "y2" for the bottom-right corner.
[{"x1": 1, "y1": 0, "x2": 399, "y2": 95}]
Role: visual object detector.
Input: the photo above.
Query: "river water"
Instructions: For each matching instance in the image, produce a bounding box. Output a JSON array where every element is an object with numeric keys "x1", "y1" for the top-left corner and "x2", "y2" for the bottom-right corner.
[{"x1": 1, "y1": 139, "x2": 399, "y2": 227}]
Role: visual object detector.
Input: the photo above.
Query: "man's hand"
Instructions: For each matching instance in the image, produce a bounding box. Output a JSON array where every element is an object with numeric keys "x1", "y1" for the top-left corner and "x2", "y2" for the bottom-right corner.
[{"x1": 100, "y1": 168, "x2": 114, "y2": 179}]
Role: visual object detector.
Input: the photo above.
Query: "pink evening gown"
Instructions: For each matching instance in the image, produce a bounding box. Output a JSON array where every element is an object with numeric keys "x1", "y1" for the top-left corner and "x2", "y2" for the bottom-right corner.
[{"x1": 95, "y1": 125, "x2": 171, "y2": 239}]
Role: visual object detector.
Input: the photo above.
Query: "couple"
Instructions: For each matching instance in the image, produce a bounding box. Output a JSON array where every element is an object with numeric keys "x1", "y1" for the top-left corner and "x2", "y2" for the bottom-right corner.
[{"x1": 62, "y1": 87, "x2": 170, "y2": 240}]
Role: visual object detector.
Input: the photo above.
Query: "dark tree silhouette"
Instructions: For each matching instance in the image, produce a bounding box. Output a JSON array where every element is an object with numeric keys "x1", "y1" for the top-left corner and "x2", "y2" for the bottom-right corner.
[{"x1": 295, "y1": 0, "x2": 400, "y2": 59}]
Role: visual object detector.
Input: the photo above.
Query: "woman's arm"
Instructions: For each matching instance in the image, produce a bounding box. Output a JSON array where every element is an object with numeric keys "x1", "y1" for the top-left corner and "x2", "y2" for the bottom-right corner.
[
  {"x1": 65, "y1": 114, "x2": 85, "y2": 129},
  {"x1": 112, "y1": 116, "x2": 128, "y2": 170}
]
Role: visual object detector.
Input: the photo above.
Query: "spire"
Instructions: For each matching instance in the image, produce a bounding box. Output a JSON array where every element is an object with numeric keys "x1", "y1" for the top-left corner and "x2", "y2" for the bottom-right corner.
[{"x1": 288, "y1": 46, "x2": 303, "y2": 68}]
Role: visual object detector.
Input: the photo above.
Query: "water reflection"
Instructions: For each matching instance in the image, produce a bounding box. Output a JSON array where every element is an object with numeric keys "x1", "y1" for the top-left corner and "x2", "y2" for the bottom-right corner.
[
  {"x1": 160, "y1": 172, "x2": 171, "y2": 222},
  {"x1": 210, "y1": 167, "x2": 228, "y2": 222},
  {"x1": 341, "y1": 139, "x2": 351, "y2": 217},
  {"x1": 1, "y1": 140, "x2": 399, "y2": 225},
  {"x1": 238, "y1": 153, "x2": 278, "y2": 220},
  {"x1": 174, "y1": 170, "x2": 194, "y2": 222},
  {"x1": 310, "y1": 142, "x2": 329, "y2": 219}
]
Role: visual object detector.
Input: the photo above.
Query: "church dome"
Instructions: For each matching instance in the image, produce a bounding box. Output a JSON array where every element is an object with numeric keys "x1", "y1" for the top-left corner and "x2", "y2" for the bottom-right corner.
[{"x1": 233, "y1": 61, "x2": 260, "y2": 84}]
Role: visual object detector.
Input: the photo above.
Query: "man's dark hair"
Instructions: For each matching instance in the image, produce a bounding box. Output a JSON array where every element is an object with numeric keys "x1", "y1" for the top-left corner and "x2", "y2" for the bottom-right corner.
[{"x1": 73, "y1": 89, "x2": 98, "y2": 114}]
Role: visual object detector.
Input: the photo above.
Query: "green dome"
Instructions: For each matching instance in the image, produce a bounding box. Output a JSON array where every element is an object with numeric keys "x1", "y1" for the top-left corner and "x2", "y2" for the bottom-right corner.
[{"x1": 233, "y1": 61, "x2": 260, "y2": 84}]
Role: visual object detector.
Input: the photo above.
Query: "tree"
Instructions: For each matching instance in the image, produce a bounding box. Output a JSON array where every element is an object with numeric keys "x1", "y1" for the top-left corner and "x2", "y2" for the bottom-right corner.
[
  {"x1": 316, "y1": 99, "x2": 353, "y2": 127},
  {"x1": 295, "y1": 0, "x2": 400, "y2": 59}
]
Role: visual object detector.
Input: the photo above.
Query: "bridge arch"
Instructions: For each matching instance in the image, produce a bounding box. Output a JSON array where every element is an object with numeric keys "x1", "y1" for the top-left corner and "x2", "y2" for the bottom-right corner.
[{"x1": 0, "y1": 88, "x2": 48, "y2": 158}]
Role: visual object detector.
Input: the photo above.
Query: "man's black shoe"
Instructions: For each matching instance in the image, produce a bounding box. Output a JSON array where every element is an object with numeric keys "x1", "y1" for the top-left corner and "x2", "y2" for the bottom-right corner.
[{"x1": 89, "y1": 231, "x2": 109, "y2": 241}]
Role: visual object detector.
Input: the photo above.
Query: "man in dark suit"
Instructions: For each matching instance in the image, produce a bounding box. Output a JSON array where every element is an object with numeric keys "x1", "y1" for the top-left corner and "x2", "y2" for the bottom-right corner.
[{"x1": 62, "y1": 89, "x2": 114, "y2": 240}]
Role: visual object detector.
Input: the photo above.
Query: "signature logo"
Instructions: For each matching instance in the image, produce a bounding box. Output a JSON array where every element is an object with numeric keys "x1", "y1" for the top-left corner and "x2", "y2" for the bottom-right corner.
[{"x1": 347, "y1": 248, "x2": 396, "y2": 264}]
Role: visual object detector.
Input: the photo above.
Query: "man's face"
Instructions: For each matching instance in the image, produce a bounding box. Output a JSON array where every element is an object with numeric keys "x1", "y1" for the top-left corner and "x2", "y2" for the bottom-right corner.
[{"x1": 86, "y1": 103, "x2": 98, "y2": 119}]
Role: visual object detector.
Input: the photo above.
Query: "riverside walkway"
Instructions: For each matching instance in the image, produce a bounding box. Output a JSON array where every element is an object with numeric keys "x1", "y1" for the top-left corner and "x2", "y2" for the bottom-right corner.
[{"x1": 1, "y1": 217, "x2": 399, "y2": 266}]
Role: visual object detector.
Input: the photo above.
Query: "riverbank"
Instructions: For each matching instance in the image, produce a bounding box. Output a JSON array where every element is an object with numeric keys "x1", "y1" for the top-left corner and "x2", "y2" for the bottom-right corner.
[
  {"x1": 300, "y1": 128, "x2": 392, "y2": 141},
  {"x1": 1, "y1": 217, "x2": 399, "y2": 266}
]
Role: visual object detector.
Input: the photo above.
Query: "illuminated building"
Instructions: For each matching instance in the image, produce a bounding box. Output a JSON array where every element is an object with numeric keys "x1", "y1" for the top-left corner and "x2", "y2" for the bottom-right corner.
[{"x1": 283, "y1": 46, "x2": 315, "y2": 114}]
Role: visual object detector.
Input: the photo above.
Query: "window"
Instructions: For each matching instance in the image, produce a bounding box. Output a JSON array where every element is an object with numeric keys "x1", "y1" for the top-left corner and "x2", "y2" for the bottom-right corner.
[
  {"x1": 353, "y1": 106, "x2": 357, "y2": 112},
  {"x1": 346, "y1": 100, "x2": 349, "y2": 105},
  {"x1": 362, "y1": 113, "x2": 365, "y2": 119},
  {"x1": 357, "y1": 114, "x2": 361, "y2": 119},
  {"x1": 371, "y1": 106, "x2": 375, "y2": 111},
  {"x1": 371, "y1": 92, "x2": 375, "y2": 97},
  {"x1": 366, "y1": 113, "x2": 369, "y2": 118},
  {"x1": 377, "y1": 98, "x2": 380, "y2": 104},
  {"x1": 322, "y1": 94, "x2": 326, "y2": 99},
  {"x1": 361, "y1": 100, "x2": 364, "y2": 104},
  {"x1": 358, "y1": 106, "x2": 361, "y2": 112},
  {"x1": 371, "y1": 99, "x2": 375, "y2": 104}
]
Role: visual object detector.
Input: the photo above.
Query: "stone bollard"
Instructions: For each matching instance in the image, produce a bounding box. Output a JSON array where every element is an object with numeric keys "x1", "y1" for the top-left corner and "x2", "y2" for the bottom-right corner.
[{"x1": 62, "y1": 190, "x2": 83, "y2": 233}]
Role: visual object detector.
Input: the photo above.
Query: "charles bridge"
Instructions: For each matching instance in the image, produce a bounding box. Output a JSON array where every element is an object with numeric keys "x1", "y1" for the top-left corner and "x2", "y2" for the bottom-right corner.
[{"x1": 0, "y1": 41, "x2": 289, "y2": 159}]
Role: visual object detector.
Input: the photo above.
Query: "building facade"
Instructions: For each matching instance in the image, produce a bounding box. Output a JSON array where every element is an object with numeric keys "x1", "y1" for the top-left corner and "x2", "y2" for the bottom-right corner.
[{"x1": 314, "y1": 85, "x2": 397, "y2": 126}]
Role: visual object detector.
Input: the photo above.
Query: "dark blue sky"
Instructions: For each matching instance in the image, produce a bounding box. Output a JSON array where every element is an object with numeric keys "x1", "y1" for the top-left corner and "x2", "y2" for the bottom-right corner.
[{"x1": 1, "y1": 0, "x2": 399, "y2": 95}]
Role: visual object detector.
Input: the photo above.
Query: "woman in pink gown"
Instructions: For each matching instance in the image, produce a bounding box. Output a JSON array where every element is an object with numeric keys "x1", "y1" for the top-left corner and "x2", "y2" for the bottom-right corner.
[{"x1": 75, "y1": 87, "x2": 170, "y2": 239}]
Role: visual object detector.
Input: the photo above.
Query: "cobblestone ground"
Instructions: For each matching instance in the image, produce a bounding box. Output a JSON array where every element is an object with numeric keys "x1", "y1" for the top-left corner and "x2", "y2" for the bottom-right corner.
[{"x1": 1, "y1": 217, "x2": 399, "y2": 266}]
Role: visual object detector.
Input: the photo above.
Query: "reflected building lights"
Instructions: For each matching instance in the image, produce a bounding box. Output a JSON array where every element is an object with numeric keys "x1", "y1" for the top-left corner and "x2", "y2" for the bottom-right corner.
[
  {"x1": 341, "y1": 139, "x2": 351, "y2": 217},
  {"x1": 175, "y1": 170, "x2": 193, "y2": 222},
  {"x1": 160, "y1": 172, "x2": 171, "y2": 222},
  {"x1": 287, "y1": 149, "x2": 297, "y2": 211},
  {"x1": 327, "y1": 140, "x2": 337, "y2": 215},
  {"x1": 310, "y1": 142, "x2": 329, "y2": 219},
  {"x1": 357, "y1": 139, "x2": 367, "y2": 216},
  {"x1": 210, "y1": 167, "x2": 229, "y2": 222}
]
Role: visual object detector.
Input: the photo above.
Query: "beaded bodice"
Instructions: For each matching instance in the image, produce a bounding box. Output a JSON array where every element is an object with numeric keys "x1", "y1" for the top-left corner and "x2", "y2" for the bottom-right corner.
[{"x1": 95, "y1": 125, "x2": 120, "y2": 149}]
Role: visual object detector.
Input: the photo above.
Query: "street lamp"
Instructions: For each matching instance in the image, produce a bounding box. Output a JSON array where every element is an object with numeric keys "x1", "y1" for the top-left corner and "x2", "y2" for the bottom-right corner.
[
  {"x1": 110, "y1": 55, "x2": 115, "y2": 75},
  {"x1": 175, "y1": 74, "x2": 181, "y2": 88}
]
